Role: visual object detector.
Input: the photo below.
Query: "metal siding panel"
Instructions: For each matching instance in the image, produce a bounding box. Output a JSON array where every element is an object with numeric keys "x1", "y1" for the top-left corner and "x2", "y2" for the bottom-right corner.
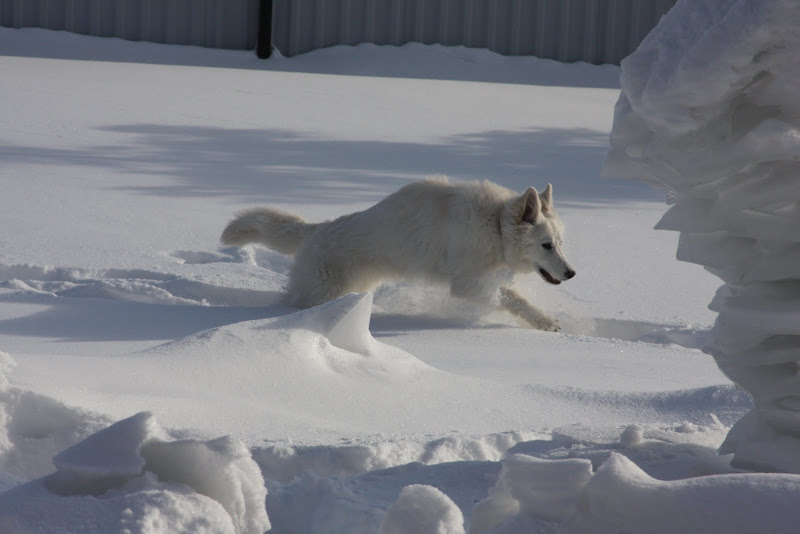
[
  {"x1": 615, "y1": 0, "x2": 634, "y2": 63},
  {"x1": 421, "y1": 0, "x2": 439, "y2": 44},
  {"x1": 7, "y1": 0, "x2": 19, "y2": 26},
  {"x1": 487, "y1": 0, "x2": 506, "y2": 55},
  {"x1": 628, "y1": 0, "x2": 649, "y2": 52},
  {"x1": 272, "y1": 0, "x2": 291, "y2": 54},
  {"x1": 189, "y1": 0, "x2": 204, "y2": 46},
  {"x1": 439, "y1": 0, "x2": 459, "y2": 46},
  {"x1": 165, "y1": 0, "x2": 188, "y2": 45},
  {"x1": 603, "y1": 0, "x2": 619, "y2": 64},
  {"x1": 558, "y1": 0, "x2": 572, "y2": 62},
  {"x1": 366, "y1": 0, "x2": 389, "y2": 45},
  {"x1": 514, "y1": 0, "x2": 535, "y2": 55},
  {"x1": 92, "y1": 0, "x2": 114, "y2": 38},
  {"x1": 364, "y1": 0, "x2": 376, "y2": 43},
  {"x1": 333, "y1": 0, "x2": 346, "y2": 47},
  {"x1": 311, "y1": 0, "x2": 325, "y2": 49},
  {"x1": 0, "y1": 2, "x2": 10, "y2": 27},
  {"x1": 533, "y1": 0, "x2": 545, "y2": 58},
  {"x1": 210, "y1": 0, "x2": 224, "y2": 48},
  {"x1": 337, "y1": 0, "x2": 347, "y2": 45},
  {"x1": 345, "y1": 0, "x2": 368, "y2": 46},
  {"x1": 508, "y1": 0, "x2": 521, "y2": 55},
  {"x1": 23, "y1": 0, "x2": 41, "y2": 27},
  {"x1": 582, "y1": 0, "x2": 599, "y2": 64},
  {"x1": 226, "y1": 0, "x2": 250, "y2": 49},
  {"x1": 67, "y1": 0, "x2": 91, "y2": 35},
  {"x1": 50, "y1": 0, "x2": 67, "y2": 30},
  {"x1": 389, "y1": 0, "x2": 404, "y2": 46},
  {"x1": 403, "y1": 0, "x2": 416, "y2": 44},
  {"x1": 534, "y1": 0, "x2": 558, "y2": 60},
  {"x1": 245, "y1": 0, "x2": 259, "y2": 49},
  {"x1": 291, "y1": 0, "x2": 315, "y2": 56},
  {"x1": 400, "y1": 0, "x2": 414, "y2": 44}
]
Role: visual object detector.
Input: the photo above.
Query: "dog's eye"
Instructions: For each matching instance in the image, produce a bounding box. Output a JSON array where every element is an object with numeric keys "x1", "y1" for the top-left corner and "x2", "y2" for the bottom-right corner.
[{"x1": 542, "y1": 242, "x2": 554, "y2": 250}]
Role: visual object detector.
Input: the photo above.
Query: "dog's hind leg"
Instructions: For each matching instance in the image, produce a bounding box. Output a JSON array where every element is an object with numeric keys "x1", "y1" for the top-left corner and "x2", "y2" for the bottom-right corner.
[{"x1": 498, "y1": 287, "x2": 560, "y2": 332}]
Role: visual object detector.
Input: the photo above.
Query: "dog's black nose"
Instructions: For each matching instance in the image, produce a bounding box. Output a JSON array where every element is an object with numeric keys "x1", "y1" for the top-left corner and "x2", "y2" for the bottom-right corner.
[{"x1": 565, "y1": 269, "x2": 576, "y2": 279}]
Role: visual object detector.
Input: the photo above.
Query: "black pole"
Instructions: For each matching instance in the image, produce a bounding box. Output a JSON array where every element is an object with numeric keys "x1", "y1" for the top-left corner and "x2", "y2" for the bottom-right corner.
[{"x1": 256, "y1": 0, "x2": 273, "y2": 59}]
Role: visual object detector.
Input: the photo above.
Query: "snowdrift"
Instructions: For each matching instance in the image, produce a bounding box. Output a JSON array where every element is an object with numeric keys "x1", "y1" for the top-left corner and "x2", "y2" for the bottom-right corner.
[
  {"x1": 606, "y1": 0, "x2": 800, "y2": 472},
  {"x1": 0, "y1": 412, "x2": 270, "y2": 534}
]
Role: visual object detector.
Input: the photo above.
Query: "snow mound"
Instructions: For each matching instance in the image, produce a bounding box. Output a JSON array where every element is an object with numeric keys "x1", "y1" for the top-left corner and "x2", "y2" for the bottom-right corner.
[
  {"x1": 605, "y1": 0, "x2": 800, "y2": 471},
  {"x1": 471, "y1": 452, "x2": 800, "y2": 533},
  {"x1": 272, "y1": 291, "x2": 376, "y2": 355},
  {"x1": 0, "y1": 351, "x2": 109, "y2": 483},
  {"x1": 0, "y1": 412, "x2": 270, "y2": 534},
  {"x1": 379, "y1": 484, "x2": 465, "y2": 534}
]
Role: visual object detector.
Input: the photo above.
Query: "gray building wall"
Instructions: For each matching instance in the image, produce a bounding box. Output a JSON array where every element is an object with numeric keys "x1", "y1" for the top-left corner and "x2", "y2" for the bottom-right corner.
[
  {"x1": 1, "y1": 0, "x2": 676, "y2": 65},
  {"x1": 273, "y1": 0, "x2": 676, "y2": 64},
  {"x1": 0, "y1": 0, "x2": 259, "y2": 50}
]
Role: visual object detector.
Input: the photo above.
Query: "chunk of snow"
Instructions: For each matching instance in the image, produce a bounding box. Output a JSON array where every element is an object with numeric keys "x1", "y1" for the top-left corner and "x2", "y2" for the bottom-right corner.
[
  {"x1": 568, "y1": 453, "x2": 800, "y2": 533},
  {"x1": 474, "y1": 452, "x2": 800, "y2": 533},
  {"x1": 0, "y1": 412, "x2": 270, "y2": 534},
  {"x1": 619, "y1": 424, "x2": 644, "y2": 447},
  {"x1": 142, "y1": 436, "x2": 270, "y2": 534},
  {"x1": 379, "y1": 484, "x2": 465, "y2": 534}
]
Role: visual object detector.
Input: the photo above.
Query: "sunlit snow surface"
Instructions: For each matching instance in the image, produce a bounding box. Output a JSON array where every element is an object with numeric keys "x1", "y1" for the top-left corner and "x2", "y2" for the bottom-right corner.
[{"x1": 0, "y1": 16, "x2": 790, "y2": 533}]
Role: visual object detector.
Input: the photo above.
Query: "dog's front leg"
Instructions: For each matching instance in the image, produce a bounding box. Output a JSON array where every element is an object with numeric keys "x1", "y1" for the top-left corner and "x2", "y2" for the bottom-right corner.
[{"x1": 498, "y1": 287, "x2": 560, "y2": 332}]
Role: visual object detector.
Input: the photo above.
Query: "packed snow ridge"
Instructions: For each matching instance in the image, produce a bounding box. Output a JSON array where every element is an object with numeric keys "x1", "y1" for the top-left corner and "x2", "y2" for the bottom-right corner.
[{"x1": 606, "y1": 0, "x2": 800, "y2": 472}]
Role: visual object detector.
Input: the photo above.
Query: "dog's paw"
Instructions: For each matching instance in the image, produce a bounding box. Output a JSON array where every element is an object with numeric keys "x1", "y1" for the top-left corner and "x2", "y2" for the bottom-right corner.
[
  {"x1": 518, "y1": 317, "x2": 560, "y2": 332},
  {"x1": 543, "y1": 321, "x2": 561, "y2": 333}
]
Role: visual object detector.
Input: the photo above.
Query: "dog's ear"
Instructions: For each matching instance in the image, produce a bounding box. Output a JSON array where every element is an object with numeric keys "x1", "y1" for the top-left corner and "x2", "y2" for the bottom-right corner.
[
  {"x1": 540, "y1": 183, "x2": 554, "y2": 214},
  {"x1": 520, "y1": 187, "x2": 541, "y2": 224}
]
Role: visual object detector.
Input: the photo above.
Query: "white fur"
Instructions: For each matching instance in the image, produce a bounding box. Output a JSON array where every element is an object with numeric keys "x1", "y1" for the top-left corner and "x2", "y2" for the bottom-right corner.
[{"x1": 221, "y1": 178, "x2": 575, "y2": 331}]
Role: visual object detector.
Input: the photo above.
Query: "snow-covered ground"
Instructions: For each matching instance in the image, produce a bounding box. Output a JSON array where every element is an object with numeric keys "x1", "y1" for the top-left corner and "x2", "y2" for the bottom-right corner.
[{"x1": 0, "y1": 20, "x2": 789, "y2": 533}]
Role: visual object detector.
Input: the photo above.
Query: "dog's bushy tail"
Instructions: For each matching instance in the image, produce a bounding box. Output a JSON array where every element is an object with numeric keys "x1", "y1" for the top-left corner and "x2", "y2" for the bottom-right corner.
[{"x1": 221, "y1": 208, "x2": 318, "y2": 255}]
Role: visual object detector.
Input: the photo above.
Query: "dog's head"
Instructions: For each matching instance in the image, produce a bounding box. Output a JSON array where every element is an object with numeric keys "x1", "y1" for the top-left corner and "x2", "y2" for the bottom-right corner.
[{"x1": 501, "y1": 184, "x2": 575, "y2": 285}]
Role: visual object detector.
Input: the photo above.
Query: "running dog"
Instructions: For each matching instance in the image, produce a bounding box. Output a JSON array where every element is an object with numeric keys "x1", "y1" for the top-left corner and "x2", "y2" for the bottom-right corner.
[{"x1": 221, "y1": 178, "x2": 575, "y2": 331}]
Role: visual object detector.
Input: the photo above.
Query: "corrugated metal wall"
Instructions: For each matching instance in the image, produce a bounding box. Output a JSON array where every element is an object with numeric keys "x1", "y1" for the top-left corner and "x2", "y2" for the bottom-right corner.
[
  {"x1": 272, "y1": 0, "x2": 676, "y2": 64},
  {"x1": 0, "y1": 0, "x2": 259, "y2": 50},
  {"x1": 1, "y1": 0, "x2": 676, "y2": 65}
]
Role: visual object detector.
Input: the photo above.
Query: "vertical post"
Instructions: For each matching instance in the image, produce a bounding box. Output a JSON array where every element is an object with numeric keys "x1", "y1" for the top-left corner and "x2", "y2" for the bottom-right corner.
[{"x1": 256, "y1": 0, "x2": 273, "y2": 58}]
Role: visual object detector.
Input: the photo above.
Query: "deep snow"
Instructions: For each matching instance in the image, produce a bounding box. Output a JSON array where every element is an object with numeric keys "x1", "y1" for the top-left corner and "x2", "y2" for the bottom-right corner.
[{"x1": 0, "y1": 16, "x2": 791, "y2": 533}]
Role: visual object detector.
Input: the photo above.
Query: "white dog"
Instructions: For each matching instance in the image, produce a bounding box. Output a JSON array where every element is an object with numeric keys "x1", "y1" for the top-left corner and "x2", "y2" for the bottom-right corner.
[{"x1": 221, "y1": 178, "x2": 575, "y2": 331}]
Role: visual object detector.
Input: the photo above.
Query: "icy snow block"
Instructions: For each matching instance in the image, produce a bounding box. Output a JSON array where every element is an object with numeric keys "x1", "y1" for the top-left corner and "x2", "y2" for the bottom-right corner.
[
  {"x1": 501, "y1": 454, "x2": 592, "y2": 520},
  {"x1": 142, "y1": 436, "x2": 270, "y2": 534},
  {"x1": 48, "y1": 411, "x2": 166, "y2": 495},
  {"x1": 469, "y1": 454, "x2": 592, "y2": 533},
  {"x1": 379, "y1": 484, "x2": 465, "y2": 534},
  {"x1": 565, "y1": 453, "x2": 800, "y2": 533},
  {"x1": 44, "y1": 412, "x2": 270, "y2": 534}
]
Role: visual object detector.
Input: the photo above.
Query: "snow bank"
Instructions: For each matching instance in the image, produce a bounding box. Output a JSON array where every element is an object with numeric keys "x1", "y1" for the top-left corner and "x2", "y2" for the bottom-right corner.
[
  {"x1": 605, "y1": 0, "x2": 800, "y2": 471},
  {"x1": 0, "y1": 412, "x2": 270, "y2": 534},
  {"x1": 472, "y1": 452, "x2": 800, "y2": 533}
]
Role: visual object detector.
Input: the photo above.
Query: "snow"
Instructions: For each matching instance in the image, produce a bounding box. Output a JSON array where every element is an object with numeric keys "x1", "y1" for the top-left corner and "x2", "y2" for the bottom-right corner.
[
  {"x1": 0, "y1": 12, "x2": 795, "y2": 532},
  {"x1": 379, "y1": 484, "x2": 465, "y2": 534},
  {"x1": 1, "y1": 411, "x2": 269, "y2": 533},
  {"x1": 606, "y1": 0, "x2": 800, "y2": 475}
]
